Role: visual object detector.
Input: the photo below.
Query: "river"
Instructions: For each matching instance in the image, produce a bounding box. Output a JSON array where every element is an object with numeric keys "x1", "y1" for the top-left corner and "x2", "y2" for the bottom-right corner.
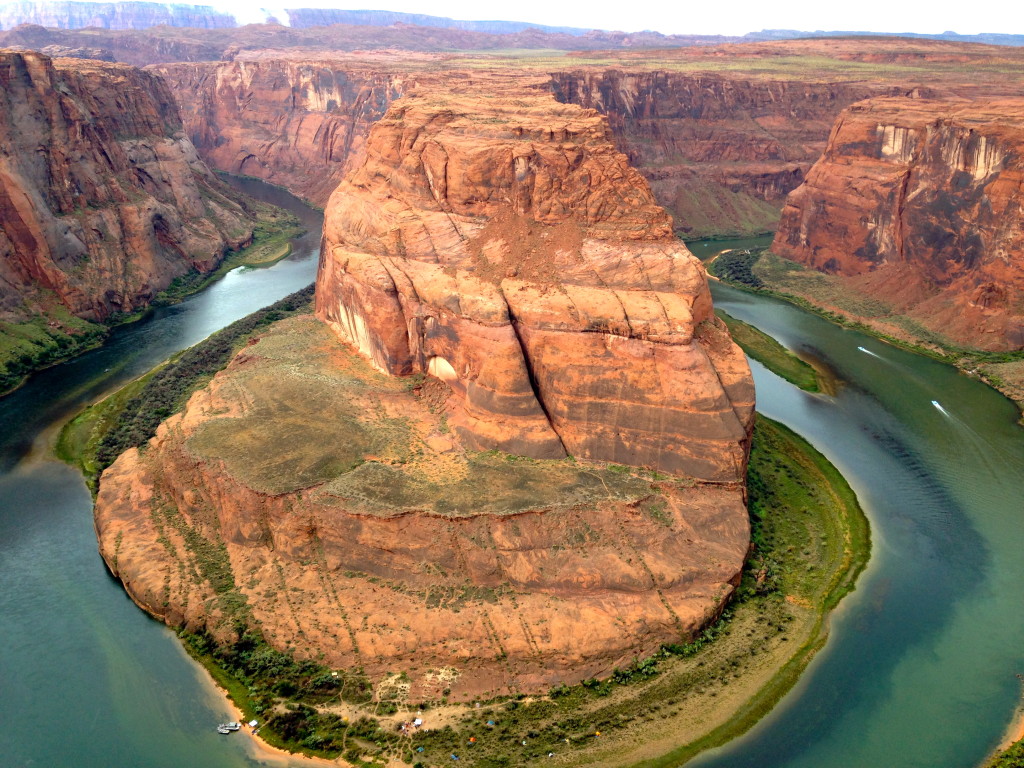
[{"x1": 0, "y1": 209, "x2": 1021, "y2": 767}]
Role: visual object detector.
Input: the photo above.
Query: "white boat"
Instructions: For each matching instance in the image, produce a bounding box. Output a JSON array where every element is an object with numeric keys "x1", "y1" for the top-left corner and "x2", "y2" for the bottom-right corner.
[
  {"x1": 225, "y1": 722, "x2": 242, "y2": 731},
  {"x1": 216, "y1": 725, "x2": 231, "y2": 734}
]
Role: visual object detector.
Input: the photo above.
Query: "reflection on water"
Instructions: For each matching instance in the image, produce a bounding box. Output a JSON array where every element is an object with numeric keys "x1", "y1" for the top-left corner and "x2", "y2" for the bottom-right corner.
[
  {"x1": 692, "y1": 278, "x2": 1024, "y2": 768},
  {"x1": 1, "y1": 224, "x2": 1022, "y2": 768},
  {"x1": 0, "y1": 177, "x2": 320, "y2": 767}
]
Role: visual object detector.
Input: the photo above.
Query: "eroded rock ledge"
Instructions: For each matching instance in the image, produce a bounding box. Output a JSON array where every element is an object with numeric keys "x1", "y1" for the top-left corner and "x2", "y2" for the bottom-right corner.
[
  {"x1": 316, "y1": 78, "x2": 755, "y2": 481},
  {"x1": 96, "y1": 80, "x2": 754, "y2": 700},
  {"x1": 0, "y1": 49, "x2": 256, "y2": 323},
  {"x1": 773, "y1": 97, "x2": 1024, "y2": 351}
]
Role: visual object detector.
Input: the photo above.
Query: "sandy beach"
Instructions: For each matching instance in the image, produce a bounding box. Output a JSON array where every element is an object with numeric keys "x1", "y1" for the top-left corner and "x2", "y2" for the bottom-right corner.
[
  {"x1": 998, "y1": 703, "x2": 1024, "y2": 751},
  {"x1": 194, "y1": 657, "x2": 343, "y2": 767}
]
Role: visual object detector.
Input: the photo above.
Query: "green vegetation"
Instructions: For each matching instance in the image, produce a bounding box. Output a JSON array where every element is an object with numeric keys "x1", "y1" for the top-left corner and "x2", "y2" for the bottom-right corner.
[
  {"x1": 717, "y1": 310, "x2": 819, "y2": 392},
  {"x1": 0, "y1": 303, "x2": 107, "y2": 396},
  {"x1": 710, "y1": 247, "x2": 1024, "y2": 414},
  {"x1": 150, "y1": 211, "x2": 304, "y2": 308},
  {"x1": 708, "y1": 247, "x2": 766, "y2": 289},
  {"x1": 0, "y1": 206, "x2": 302, "y2": 398},
  {"x1": 988, "y1": 738, "x2": 1024, "y2": 768},
  {"x1": 56, "y1": 284, "x2": 315, "y2": 490},
  {"x1": 160, "y1": 416, "x2": 869, "y2": 767},
  {"x1": 670, "y1": 183, "x2": 781, "y2": 241}
]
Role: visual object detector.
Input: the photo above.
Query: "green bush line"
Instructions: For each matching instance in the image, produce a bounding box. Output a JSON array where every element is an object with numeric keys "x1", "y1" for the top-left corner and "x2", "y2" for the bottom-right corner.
[
  {"x1": 60, "y1": 284, "x2": 314, "y2": 489},
  {"x1": 0, "y1": 211, "x2": 303, "y2": 398},
  {"x1": 716, "y1": 309, "x2": 820, "y2": 392},
  {"x1": 988, "y1": 737, "x2": 1024, "y2": 767}
]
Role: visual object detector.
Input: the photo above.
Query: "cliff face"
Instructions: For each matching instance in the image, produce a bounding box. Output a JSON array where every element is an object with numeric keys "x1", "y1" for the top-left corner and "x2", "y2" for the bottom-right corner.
[
  {"x1": 94, "y1": 79, "x2": 754, "y2": 699},
  {"x1": 550, "y1": 70, "x2": 929, "y2": 236},
  {"x1": 316, "y1": 78, "x2": 754, "y2": 481},
  {"x1": 152, "y1": 58, "x2": 412, "y2": 206},
  {"x1": 0, "y1": 49, "x2": 255, "y2": 323},
  {"x1": 773, "y1": 97, "x2": 1024, "y2": 350}
]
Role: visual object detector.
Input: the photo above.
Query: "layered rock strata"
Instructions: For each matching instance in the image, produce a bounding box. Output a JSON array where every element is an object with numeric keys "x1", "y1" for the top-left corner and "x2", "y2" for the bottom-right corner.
[
  {"x1": 0, "y1": 49, "x2": 255, "y2": 323},
  {"x1": 95, "y1": 80, "x2": 755, "y2": 699},
  {"x1": 151, "y1": 57, "x2": 416, "y2": 205},
  {"x1": 315, "y1": 80, "x2": 755, "y2": 481},
  {"x1": 550, "y1": 70, "x2": 932, "y2": 236},
  {"x1": 95, "y1": 315, "x2": 751, "y2": 699},
  {"x1": 773, "y1": 97, "x2": 1024, "y2": 350}
]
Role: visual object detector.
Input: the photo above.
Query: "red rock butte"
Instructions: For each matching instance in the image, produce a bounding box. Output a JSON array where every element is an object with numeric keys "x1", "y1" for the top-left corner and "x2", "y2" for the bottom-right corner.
[
  {"x1": 315, "y1": 76, "x2": 755, "y2": 481},
  {"x1": 95, "y1": 77, "x2": 755, "y2": 700}
]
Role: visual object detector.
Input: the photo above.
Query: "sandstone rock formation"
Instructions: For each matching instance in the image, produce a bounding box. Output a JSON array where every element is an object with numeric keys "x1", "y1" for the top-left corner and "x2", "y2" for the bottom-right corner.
[
  {"x1": 151, "y1": 56, "x2": 415, "y2": 205},
  {"x1": 550, "y1": 70, "x2": 932, "y2": 237},
  {"x1": 773, "y1": 97, "x2": 1024, "y2": 350},
  {"x1": 95, "y1": 80, "x2": 754, "y2": 699},
  {"x1": 95, "y1": 315, "x2": 751, "y2": 700},
  {"x1": 315, "y1": 79, "x2": 755, "y2": 481},
  {"x1": 0, "y1": 49, "x2": 256, "y2": 324},
  {"x1": 151, "y1": 41, "x2": 1024, "y2": 240}
]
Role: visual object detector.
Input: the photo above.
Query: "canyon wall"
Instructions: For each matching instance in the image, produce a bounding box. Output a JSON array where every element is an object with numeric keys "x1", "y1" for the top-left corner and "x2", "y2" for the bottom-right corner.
[
  {"x1": 315, "y1": 77, "x2": 754, "y2": 481},
  {"x1": 151, "y1": 57, "x2": 414, "y2": 205},
  {"x1": 550, "y1": 70, "x2": 930, "y2": 237},
  {"x1": 0, "y1": 49, "x2": 255, "y2": 324},
  {"x1": 773, "y1": 97, "x2": 1024, "y2": 350},
  {"x1": 153, "y1": 54, "x2": 937, "y2": 239}
]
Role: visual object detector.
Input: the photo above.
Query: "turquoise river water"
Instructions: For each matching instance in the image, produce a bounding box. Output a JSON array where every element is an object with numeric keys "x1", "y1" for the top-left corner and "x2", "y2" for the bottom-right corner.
[{"x1": 0, "y1": 209, "x2": 1021, "y2": 767}]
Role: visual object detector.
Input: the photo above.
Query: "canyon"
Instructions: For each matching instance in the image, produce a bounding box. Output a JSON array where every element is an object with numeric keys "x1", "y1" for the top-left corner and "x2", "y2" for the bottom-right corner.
[
  {"x1": 773, "y1": 97, "x2": 1024, "y2": 351},
  {"x1": 0, "y1": 49, "x2": 256, "y2": 342},
  {"x1": 93, "y1": 78, "x2": 755, "y2": 699}
]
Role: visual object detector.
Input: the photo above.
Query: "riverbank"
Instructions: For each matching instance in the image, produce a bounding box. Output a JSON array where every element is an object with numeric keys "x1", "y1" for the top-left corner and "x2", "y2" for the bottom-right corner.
[
  {"x1": 716, "y1": 310, "x2": 820, "y2": 393},
  {"x1": 0, "y1": 204, "x2": 303, "y2": 401},
  {"x1": 708, "y1": 247, "x2": 1024, "y2": 418},
  {"x1": 62, "y1": 301, "x2": 869, "y2": 767}
]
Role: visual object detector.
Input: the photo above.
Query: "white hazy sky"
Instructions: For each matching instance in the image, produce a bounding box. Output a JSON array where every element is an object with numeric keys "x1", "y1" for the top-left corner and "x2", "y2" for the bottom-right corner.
[{"x1": 199, "y1": 0, "x2": 1023, "y2": 36}]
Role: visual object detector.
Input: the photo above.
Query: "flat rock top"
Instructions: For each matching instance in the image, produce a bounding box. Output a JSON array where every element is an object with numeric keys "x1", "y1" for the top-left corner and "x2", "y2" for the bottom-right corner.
[{"x1": 185, "y1": 315, "x2": 661, "y2": 514}]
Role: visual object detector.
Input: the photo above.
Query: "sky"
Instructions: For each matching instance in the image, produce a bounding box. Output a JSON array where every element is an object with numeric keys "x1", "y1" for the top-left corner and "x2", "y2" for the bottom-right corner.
[{"x1": 201, "y1": 0, "x2": 1022, "y2": 37}]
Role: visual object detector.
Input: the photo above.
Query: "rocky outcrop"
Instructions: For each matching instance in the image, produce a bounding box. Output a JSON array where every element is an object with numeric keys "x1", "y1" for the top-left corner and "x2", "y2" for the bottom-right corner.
[
  {"x1": 316, "y1": 78, "x2": 754, "y2": 481},
  {"x1": 151, "y1": 57, "x2": 415, "y2": 205},
  {"x1": 550, "y1": 70, "x2": 931, "y2": 236},
  {"x1": 95, "y1": 315, "x2": 751, "y2": 700},
  {"x1": 94, "y1": 79, "x2": 755, "y2": 699},
  {"x1": 773, "y1": 97, "x2": 1024, "y2": 350},
  {"x1": 0, "y1": 49, "x2": 255, "y2": 323}
]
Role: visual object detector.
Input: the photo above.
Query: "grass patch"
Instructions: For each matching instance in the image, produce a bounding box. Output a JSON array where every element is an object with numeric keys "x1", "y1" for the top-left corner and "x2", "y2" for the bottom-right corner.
[
  {"x1": 988, "y1": 738, "x2": 1024, "y2": 767},
  {"x1": 717, "y1": 310, "x2": 819, "y2": 392},
  {"x1": 0, "y1": 303, "x2": 107, "y2": 396},
  {"x1": 56, "y1": 284, "x2": 315, "y2": 491}
]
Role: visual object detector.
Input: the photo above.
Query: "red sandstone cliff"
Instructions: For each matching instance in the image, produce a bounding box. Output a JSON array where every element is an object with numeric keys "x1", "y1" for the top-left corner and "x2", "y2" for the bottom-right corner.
[
  {"x1": 315, "y1": 78, "x2": 754, "y2": 481},
  {"x1": 550, "y1": 70, "x2": 933, "y2": 237},
  {"x1": 150, "y1": 56, "x2": 415, "y2": 205},
  {"x1": 773, "y1": 97, "x2": 1024, "y2": 350},
  {"x1": 94, "y1": 79, "x2": 754, "y2": 699},
  {"x1": 0, "y1": 49, "x2": 256, "y2": 324}
]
